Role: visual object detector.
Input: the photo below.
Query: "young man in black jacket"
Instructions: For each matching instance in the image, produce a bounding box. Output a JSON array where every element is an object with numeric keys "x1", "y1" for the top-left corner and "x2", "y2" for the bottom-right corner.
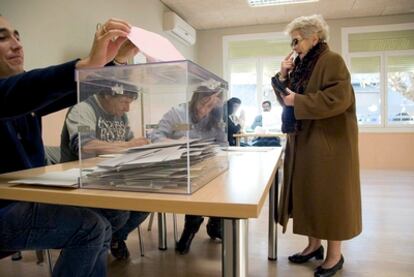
[{"x1": 0, "y1": 15, "x2": 133, "y2": 276}]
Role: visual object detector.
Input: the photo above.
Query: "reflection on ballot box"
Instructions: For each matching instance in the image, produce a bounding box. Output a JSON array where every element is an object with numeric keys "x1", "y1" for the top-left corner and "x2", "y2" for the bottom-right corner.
[{"x1": 75, "y1": 60, "x2": 229, "y2": 194}]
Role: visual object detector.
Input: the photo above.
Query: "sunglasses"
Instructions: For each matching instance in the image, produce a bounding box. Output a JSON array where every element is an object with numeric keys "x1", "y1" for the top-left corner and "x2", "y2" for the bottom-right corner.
[{"x1": 290, "y1": 37, "x2": 304, "y2": 48}]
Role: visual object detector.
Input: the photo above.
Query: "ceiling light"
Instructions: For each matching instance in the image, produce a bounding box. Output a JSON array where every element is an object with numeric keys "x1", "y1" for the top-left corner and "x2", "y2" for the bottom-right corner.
[{"x1": 247, "y1": 0, "x2": 319, "y2": 7}]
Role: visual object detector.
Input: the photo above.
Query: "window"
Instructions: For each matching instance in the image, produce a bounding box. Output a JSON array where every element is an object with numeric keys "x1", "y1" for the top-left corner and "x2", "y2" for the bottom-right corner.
[
  {"x1": 224, "y1": 33, "x2": 289, "y2": 131},
  {"x1": 350, "y1": 56, "x2": 381, "y2": 125},
  {"x1": 387, "y1": 55, "x2": 414, "y2": 124},
  {"x1": 343, "y1": 24, "x2": 414, "y2": 130}
]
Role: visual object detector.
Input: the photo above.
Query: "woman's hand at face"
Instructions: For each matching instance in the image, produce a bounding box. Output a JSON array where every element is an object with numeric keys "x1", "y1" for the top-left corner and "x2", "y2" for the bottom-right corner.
[{"x1": 280, "y1": 51, "x2": 295, "y2": 78}]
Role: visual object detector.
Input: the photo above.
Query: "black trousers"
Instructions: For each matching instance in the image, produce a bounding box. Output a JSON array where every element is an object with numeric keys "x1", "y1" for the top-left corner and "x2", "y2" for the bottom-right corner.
[{"x1": 184, "y1": 215, "x2": 221, "y2": 232}]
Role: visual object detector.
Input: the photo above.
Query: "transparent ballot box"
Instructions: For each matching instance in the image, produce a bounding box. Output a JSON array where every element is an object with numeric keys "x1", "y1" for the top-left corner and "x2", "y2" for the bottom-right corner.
[{"x1": 75, "y1": 60, "x2": 229, "y2": 194}]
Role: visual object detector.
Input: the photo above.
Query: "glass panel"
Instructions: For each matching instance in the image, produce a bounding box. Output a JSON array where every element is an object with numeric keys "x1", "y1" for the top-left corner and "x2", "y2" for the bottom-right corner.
[
  {"x1": 350, "y1": 56, "x2": 381, "y2": 125},
  {"x1": 75, "y1": 61, "x2": 229, "y2": 194},
  {"x1": 229, "y1": 60, "x2": 257, "y2": 130},
  {"x1": 387, "y1": 55, "x2": 414, "y2": 125},
  {"x1": 349, "y1": 29, "x2": 414, "y2": 52}
]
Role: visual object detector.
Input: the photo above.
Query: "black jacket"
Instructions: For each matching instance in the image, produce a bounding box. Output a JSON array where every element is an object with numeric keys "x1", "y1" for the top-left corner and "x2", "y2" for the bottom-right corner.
[{"x1": 0, "y1": 60, "x2": 78, "y2": 208}]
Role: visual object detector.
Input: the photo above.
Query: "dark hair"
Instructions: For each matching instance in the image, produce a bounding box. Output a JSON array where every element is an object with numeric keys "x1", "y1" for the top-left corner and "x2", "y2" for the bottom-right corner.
[
  {"x1": 227, "y1": 97, "x2": 241, "y2": 115},
  {"x1": 262, "y1": 100, "x2": 271, "y2": 107},
  {"x1": 189, "y1": 85, "x2": 224, "y2": 130}
]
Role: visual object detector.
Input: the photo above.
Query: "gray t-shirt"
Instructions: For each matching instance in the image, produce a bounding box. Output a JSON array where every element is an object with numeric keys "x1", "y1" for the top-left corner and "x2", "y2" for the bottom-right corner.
[{"x1": 60, "y1": 95, "x2": 133, "y2": 162}]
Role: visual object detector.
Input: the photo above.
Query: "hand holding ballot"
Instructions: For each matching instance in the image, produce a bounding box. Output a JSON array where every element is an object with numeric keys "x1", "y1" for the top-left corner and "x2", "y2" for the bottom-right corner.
[{"x1": 127, "y1": 26, "x2": 184, "y2": 62}]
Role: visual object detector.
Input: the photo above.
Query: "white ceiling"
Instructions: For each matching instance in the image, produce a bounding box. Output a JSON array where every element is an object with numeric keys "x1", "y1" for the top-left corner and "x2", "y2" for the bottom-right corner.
[{"x1": 161, "y1": 0, "x2": 414, "y2": 30}]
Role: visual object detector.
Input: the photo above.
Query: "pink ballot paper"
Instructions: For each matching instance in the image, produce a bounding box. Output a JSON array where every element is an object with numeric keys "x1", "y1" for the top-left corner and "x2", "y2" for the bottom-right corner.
[{"x1": 127, "y1": 26, "x2": 185, "y2": 62}]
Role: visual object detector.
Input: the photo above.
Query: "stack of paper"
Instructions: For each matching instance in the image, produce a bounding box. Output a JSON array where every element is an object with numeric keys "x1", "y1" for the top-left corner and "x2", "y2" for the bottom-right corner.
[{"x1": 82, "y1": 138, "x2": 226, "y2": 192}]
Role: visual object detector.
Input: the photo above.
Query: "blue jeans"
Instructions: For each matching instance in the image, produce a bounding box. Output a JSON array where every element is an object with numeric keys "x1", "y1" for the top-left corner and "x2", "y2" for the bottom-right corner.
[
  {"x1": 112, "y1": 211, "x2": 149, "y2": 241},
  {"x1": 251, "y1": 137, "x2": 281, "y2": 146},
  {"x1": 94, "y1": 208, "x2": 129, "y2": 234},
  {"x1": 0, "y1": 202, "x2": 111, "y2": 277}
]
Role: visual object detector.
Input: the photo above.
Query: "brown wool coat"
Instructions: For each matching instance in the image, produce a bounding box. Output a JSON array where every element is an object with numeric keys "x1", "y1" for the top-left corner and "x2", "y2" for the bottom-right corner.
[{"x1": 277, "y1": 47, "x2": 362, "y2": 240}]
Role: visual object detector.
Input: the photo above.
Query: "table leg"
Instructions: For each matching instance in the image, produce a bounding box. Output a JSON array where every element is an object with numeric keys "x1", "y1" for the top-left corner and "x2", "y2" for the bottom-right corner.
[
  {"x1": 222, "y1": 218, "x2": 248, "y2": 277},
  {"x1": 236, "y1": 137, "x2": 240, "y2": 146},
  {"x1": 157, "y1": 212, "x2": 167, "y2": 250},
  {"x1": 268, "y1": 168, "x2": 279, "y2": 260}
]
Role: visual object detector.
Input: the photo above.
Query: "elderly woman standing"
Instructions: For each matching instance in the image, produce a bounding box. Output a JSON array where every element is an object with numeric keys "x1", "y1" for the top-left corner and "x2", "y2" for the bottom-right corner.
[{"x1": 272, "y1": 15, "x2": 362, "y2": 277}]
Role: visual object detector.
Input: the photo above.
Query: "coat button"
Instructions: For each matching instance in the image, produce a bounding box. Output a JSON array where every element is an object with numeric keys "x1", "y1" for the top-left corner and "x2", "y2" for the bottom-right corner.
[{"x1": 31, "y1": 112, "x2": 36, "y2": 117}]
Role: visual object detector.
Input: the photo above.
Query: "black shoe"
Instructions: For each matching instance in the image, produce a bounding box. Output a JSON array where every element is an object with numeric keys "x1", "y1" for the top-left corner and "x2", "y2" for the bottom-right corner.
[
  {"x1": 314, "y1": 255, "x2": 344, "y2": 277},
  {"x1": 110, "y1": 239, "x2": 130, "y2": 260},
  {"x1": 176, "y1": 229, "x2": 196, "y2": 255},
  {"x1": 206, "y1": 218, "x2": 222, "y2": 240},
  {"x1": 288, "y1": 245, "x2": 324, "y2": 264},
  {"x1": 175, "y1": 217, "x2": 204, "y2": 255}
]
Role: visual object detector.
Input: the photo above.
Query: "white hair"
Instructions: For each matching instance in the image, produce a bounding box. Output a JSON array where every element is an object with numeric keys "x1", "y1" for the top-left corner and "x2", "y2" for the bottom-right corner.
[{"x1": 285, "y1": 14, "x2": 329, "y2": 42}]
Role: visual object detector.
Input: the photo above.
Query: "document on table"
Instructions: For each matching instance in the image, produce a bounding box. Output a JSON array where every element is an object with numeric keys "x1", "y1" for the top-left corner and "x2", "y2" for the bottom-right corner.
[
  {"x1": 9, "y1": 168, "x2": 82, "y2": 188},
  {"x1": 126, "y1": 138, "x2": 199, "y2": 152},
  {"x1": 98, "y1": 148, "x2": 161, "y2": 168}
]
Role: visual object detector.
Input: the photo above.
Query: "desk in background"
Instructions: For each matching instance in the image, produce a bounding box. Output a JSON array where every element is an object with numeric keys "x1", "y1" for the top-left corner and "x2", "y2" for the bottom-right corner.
[{"x1": 233, "y1": 132, "x2": 284, "y2": 146}]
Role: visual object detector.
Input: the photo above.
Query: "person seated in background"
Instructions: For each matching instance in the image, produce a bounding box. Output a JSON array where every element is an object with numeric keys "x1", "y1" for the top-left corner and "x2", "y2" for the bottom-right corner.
[
  {"x1": 60, "y1": 65, "x2": 149, "y2": 260},
  {"x1": 250, "y1": 100, "x2": 281, "y2": 147},
  {"x1": 151, "y1": 84, "x2": 226, "y2": 255},
  {"x1": 60, "y1": 83, "x2": 147, "y2": 161},
  {"x1": 226, "y1": 97, "x2": 245, "y2": 146},
  {"x1": 251, "y1": 100, "x2": 271, "y2": 130},
  {"x1": 0, "y1": 15, "x2": 133, "y2": 276}
]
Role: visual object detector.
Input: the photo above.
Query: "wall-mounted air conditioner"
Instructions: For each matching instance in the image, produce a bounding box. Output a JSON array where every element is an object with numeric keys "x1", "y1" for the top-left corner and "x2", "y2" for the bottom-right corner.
[{"x1": 163, "y1": 11, "x2": 196, "y2": 46}]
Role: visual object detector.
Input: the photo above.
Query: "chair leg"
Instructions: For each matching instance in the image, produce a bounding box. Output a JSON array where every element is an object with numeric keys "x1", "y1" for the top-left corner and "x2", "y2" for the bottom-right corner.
[
  {"x1": 137, "y1": 225, "x2": 144, "y2": 257},
  {"x1": 35, "y1": 250, "x2": 44, "y2": 264},
  {"x1": 147, "y1": 212, "x2": 154, "y2": 231},
  {"x1": 173, "y1": 213, "x2": 178, "y2": 244},
  {"x1": 45, "y1": 249, "x2": 53, "y2": 277}
]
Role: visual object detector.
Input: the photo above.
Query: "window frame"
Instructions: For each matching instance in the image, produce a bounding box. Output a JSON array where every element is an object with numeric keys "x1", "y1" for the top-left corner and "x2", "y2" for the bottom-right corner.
[
  {"x1": 342, "y1": 23, "x2": 414, "y2": 133},
  {"x1": 223, "y1": 32, "x2": 288, "y2": 114}
]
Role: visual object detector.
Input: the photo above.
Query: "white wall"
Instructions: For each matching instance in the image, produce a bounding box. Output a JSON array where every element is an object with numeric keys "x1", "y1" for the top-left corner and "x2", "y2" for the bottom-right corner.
[{"x1": 2, "y1": 0, "x2": 196, "y2": 145}]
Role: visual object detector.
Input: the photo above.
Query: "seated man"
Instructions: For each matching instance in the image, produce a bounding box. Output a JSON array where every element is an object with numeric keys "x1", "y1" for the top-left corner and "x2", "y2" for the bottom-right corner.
[
  {"x1": 250, "y1": 101, "x2": 281, "y2": 146},
  {"x1": 60, "y1": 81, "x2": 149, "y2": 260},
  {"x1": 251, "y1": 100, "x2": 271, "y2": 130}
]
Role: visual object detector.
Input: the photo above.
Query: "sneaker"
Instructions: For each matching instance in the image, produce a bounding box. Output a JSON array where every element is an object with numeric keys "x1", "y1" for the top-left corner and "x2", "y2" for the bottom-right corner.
[{"x1": 110, "y1": 240, "x2": 130, "y2": 260}]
